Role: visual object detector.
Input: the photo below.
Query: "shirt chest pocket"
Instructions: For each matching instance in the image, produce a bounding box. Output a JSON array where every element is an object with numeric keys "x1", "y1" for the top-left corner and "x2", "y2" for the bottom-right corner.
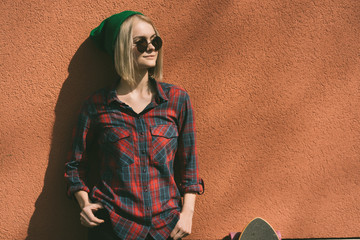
[
  {"x1": 102, "y1": 127, "x2": 135, "y2": 167},
  {"x1": 150, "y1": 124, "x2": 179, "y2": 165}
]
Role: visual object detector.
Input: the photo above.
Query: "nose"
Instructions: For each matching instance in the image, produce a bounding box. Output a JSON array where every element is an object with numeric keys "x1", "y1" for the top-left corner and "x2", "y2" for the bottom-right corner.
[{"x1": 146, "y1": 41, "x2": 155, "y2": 52}]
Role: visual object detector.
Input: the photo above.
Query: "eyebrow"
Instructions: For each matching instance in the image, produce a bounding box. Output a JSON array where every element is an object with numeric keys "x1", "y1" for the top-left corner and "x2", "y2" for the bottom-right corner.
[{"x1": 133, "y1": 34, "x2": 157, "y2": 40}]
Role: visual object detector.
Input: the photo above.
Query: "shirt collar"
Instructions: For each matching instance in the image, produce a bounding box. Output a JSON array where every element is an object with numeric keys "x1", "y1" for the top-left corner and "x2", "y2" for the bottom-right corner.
[
  {"x1": 151, "y1": 77, "x2": 169, "y2": 103},
  {"x1": 107, "y1": 77, "x2": 168, "y2": 105}
]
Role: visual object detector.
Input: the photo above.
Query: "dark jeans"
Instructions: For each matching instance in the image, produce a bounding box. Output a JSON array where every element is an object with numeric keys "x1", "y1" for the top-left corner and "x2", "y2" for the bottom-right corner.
[{"x1": 87, "y1": 209, "x2": 155, "y2": 240}]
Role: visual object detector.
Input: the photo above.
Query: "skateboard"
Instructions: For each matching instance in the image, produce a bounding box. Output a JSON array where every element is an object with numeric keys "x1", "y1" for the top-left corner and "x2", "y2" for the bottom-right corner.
[{"x1": 239, "y1": 217, "x2": 280, "y2": 240}]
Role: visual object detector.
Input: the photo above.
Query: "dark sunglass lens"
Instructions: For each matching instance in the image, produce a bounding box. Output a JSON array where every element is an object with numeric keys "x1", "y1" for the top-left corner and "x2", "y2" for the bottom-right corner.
[
  {"x1": 136, "y1": 38, "x2": 148, "y2": 53},
  {"x1": 152, "y1": 36, "x2": 162, "y2": 50}
]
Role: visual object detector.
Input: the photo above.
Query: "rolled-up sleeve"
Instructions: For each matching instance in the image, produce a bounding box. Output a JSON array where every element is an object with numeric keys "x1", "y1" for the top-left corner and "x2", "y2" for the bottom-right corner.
[
  {"x1": 64, "y1": 102, "x2": 93, "y2": 197},
  {"x1": 176, "y1": 92, "x2": 204, "y2": 195}
]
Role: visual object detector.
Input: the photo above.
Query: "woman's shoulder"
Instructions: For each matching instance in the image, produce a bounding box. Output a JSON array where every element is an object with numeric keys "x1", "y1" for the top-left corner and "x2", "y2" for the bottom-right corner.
[
  {"x1": 158, "y1": 81, "x2": 189, "y2": 98},
  {"x1": 85, "y1": 87, "x2": 111, "y2": 102},
  {"x1": 80, "y1": 87, "x2": 113, "y2": 111},
  {"x1": 77, "y1": 88, "x2": 112, "y2": 117}
]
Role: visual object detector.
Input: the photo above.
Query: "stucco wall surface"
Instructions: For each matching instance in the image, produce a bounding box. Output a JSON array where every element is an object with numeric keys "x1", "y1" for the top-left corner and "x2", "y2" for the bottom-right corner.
[{"x1": 1, "y1": 0, "x2": 359, "y2": 239}]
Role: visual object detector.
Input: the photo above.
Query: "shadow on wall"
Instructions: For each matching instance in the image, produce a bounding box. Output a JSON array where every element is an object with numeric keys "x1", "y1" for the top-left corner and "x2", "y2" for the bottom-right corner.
[{"x1": 26, "y1": 39, "x2": 117, "y2": 240}]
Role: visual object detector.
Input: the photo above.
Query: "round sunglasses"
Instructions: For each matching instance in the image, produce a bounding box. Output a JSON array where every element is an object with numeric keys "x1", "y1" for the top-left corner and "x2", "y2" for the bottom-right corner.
[{"x1": 134, "y1": 36, "x2": 162, "y2": 53}]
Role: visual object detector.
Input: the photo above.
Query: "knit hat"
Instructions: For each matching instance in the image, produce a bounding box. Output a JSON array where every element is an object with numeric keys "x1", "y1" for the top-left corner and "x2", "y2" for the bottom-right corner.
[{"x1": 90, "y1": 11, "x2": 143, "y2": 55}]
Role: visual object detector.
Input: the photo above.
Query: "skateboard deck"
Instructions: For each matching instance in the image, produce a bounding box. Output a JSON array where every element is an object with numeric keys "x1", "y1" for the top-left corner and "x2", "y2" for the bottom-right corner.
[{"x1": 239, "y1": 217, "x2": 279, "y2": 240}]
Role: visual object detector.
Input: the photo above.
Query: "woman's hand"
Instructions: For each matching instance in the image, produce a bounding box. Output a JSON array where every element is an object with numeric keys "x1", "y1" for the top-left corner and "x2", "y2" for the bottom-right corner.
[
  {"x1": 170, "y1": 193, "x2": 196, "y2": 239},
  {"x1": 74, "y1": 190, "x2": 105, "y2": 228},
  {"x1": 79, "y1": 202, "x2": 105, "y2": 227},
  {"x1": 170, "y1": 211, "x2": 193, "y2": 240}
]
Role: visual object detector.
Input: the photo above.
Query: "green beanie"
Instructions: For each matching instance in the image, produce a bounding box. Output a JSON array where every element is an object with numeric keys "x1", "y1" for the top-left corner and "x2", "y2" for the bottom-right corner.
[{"x1": 90, "y1": 10, "x2": 143, "y2": 55}]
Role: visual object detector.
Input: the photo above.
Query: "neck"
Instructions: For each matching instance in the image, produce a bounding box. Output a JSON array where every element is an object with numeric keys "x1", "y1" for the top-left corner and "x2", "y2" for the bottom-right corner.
[
  {"x1": 117, "y1": 70, "x2": 152, "y2": 95},
  {"x1": 134, "y1": 69, "x2": 149, "y2": 89}
]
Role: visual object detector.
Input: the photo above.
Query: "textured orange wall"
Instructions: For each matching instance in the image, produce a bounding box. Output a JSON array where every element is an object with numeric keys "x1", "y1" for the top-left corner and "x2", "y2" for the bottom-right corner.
[{"x1": 1, "y1": 1, "x2": 359, "y2": 239}]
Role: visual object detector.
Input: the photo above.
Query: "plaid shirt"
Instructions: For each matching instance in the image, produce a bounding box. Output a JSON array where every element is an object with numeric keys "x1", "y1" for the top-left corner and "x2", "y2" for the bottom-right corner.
[{"x1": 64, "y1": 77, "x2": 204, "y2": 240}]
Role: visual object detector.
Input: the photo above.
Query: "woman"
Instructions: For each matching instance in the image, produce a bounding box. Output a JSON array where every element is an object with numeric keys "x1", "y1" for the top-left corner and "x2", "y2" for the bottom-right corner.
[{"x1": 65, "y1": 11, "x2": 204, "y2": 240}]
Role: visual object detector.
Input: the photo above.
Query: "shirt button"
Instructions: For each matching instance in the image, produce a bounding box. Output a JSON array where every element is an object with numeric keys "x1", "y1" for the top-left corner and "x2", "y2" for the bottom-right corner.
[
  {"x1": 141, "y1": 150, "x2": 146, "y2": 154},
  {"x1": 140, "y1": 132, "x2": 144, "y2": 136},
  {"x1": 143, "y1": 169, "x2": 146, "y2": 173},
  {"x1": 144, "y1": 187, "x2": 148, "y2": 192},
  {"x1": 146, "y1": 207, "x2": 150, "y2": 211}
]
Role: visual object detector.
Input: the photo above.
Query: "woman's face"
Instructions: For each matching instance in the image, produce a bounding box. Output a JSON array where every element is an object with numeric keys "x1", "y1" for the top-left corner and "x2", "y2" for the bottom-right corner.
[{"x1": 132, "y1": 19, "x2": 158, "y2": 70}]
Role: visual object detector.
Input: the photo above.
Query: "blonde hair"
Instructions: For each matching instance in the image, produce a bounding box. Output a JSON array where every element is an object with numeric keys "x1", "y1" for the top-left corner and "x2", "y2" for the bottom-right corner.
[{"x1": 114, "y1": 14, "x2": 163, "y2": 84}]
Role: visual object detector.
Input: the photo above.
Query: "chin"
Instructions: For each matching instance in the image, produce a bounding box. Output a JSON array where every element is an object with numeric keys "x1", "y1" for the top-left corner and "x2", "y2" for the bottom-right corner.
[{"x1": 139, "y1": 63, "x2": 156, "y2": 69}]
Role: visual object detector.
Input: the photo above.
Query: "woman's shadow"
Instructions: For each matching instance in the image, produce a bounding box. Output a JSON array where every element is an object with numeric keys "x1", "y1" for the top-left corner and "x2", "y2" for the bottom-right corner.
[{"x1": 26, "y1": 38, "x2": 118, "y2": 240}]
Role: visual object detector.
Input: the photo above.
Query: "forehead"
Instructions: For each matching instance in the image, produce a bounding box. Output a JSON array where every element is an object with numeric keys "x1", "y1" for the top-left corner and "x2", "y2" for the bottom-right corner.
[{"x1": 132, "y1": 20, "x2": 156, "y2": 37}]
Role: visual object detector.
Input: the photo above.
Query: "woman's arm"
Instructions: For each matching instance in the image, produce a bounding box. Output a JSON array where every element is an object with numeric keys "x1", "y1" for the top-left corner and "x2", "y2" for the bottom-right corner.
[
  {"x1": 171, "y1": 92, "x2": 204, "y2": 239},
  {"x1": 75, "y1": 190, "x2": 104, "y2": 227},
  {"x1": 64, "y1": 101, "x2": 104, "y2": 227},
  {"x1": 175, "y1": 92, "x2": 204, "y2": 195},
  {"x1": 170, "y1": 193, "x2": 196, "y2": 240},
  {"x1": 64, "y1": 102, "x2": 93, "y2": 196},
  {"x1": 74, "y1": 190, "x2": 92, "y2": 209},
  {"x1": 182, "y1": 192, "x2": 196, "y2": 214}
]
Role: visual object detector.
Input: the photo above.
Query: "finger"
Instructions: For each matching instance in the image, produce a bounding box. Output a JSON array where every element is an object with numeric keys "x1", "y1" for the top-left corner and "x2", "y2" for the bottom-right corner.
[
  {"x1": 83, "y1": 207, "x2": 105, "y2": 224},
  {"x1": 80, "y1": 213, "x2": 101, "y2": 227},
  {"x1": 80, "y1": 217, "x2": 96, "y2": 227},
  {"x1": 170, "y1": 226, "x2": 179, "y2": 238},
  {"x1": 81, "y1": 218, "x2": 101, "y2": 227},
  {"x1": 93, "y1": 202, "x2": 104, "y2": 209},
  {"x1": 173, "y1": 227, "x2": 190, "y2": 240},
  {"x1": 173, "y1": 230, "x2": 184, "y2": 240},
  {"x1": 80, "y1": 215, "x2": 96, "y2": 227},
  {"x1": 81, "y1": 210, "x2": 104, "y2": 226}
]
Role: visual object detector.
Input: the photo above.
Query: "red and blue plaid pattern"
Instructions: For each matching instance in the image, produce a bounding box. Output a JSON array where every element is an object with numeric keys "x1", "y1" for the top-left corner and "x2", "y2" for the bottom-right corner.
[{"x1": 65, "y1": 77, "x2": 203, "y2": 240}]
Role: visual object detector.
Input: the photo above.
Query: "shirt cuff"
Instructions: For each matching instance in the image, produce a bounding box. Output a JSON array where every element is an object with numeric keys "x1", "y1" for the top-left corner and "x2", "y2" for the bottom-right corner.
[
  {"x1": 67, "y1": 184, "x2": 90, "y2": 198},
  {"x1": 179, "y1": 178, "x2": 205, "y2": 195}
]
